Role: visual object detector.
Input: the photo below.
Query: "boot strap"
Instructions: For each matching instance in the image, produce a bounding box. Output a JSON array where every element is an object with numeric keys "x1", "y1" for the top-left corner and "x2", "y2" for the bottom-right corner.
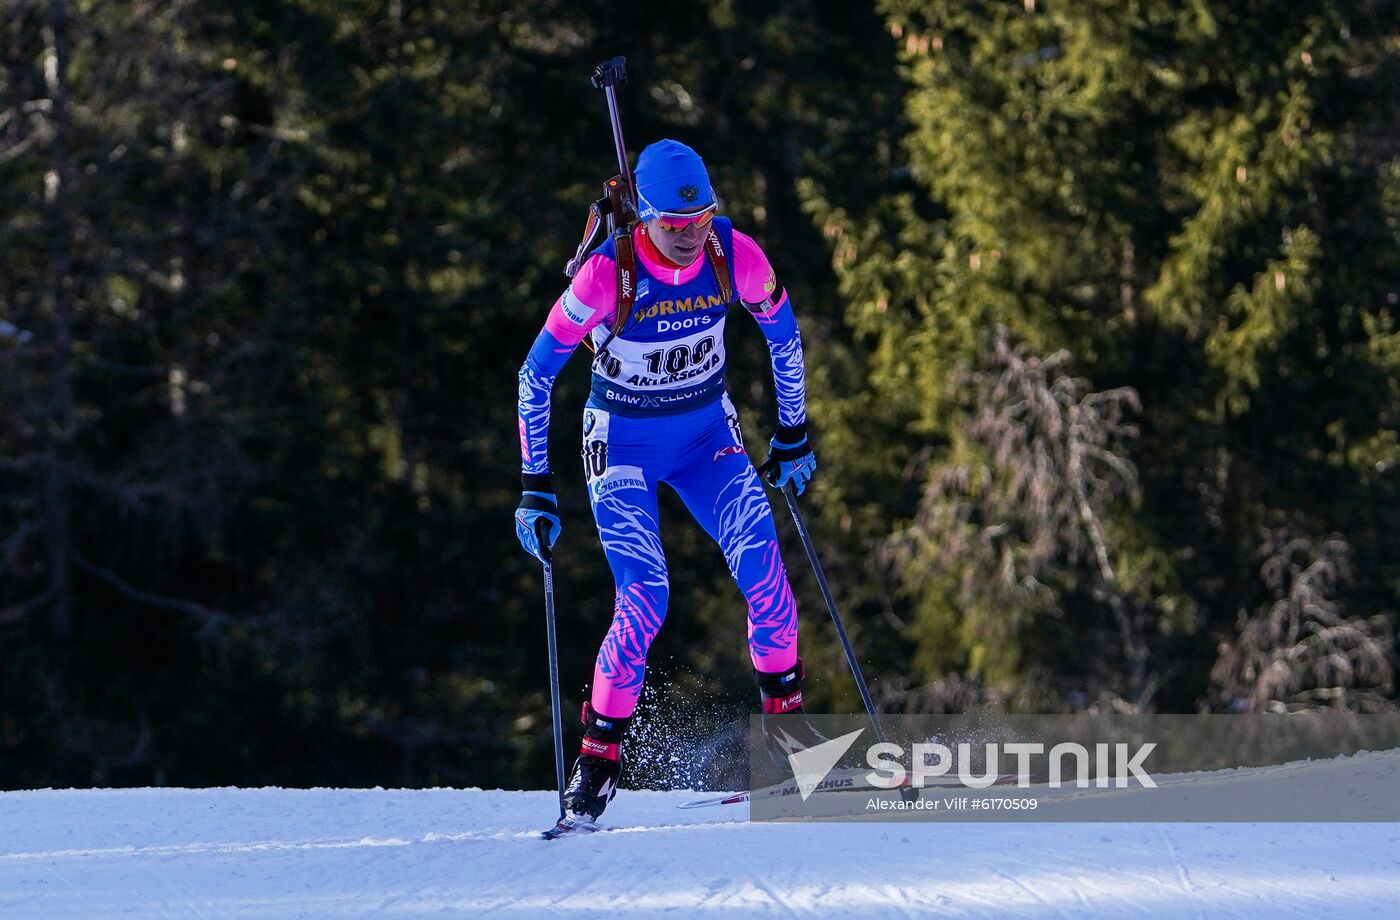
[
  {"x1": 756, "y1": 658, "x2": 805, "y2": 696},
  {"x1": 580, "y1": 736, "x2": 621, "y2": 761},
  {"x1": 762, "y1": 690, "x2": 804, "y2": 714},
  {"x1": 579, "y1": 701, "x2": 630, "y2": 760}
]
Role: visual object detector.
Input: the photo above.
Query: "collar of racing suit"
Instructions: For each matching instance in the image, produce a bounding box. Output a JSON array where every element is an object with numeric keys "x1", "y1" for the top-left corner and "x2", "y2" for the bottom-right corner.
[{"x1": 634, "y1": 225, "x2": 707, "y2": 286}]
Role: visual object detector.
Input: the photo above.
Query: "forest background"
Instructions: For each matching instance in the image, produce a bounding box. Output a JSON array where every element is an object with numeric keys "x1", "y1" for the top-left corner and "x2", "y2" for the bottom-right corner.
[{"x1": 2, "y1": 0, "x2": 1397, "y2": 790}]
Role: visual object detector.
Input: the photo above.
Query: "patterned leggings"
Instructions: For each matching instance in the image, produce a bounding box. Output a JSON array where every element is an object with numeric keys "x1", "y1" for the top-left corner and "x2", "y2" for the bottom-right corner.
[{"x1": 582, "y1": 395, "x2": 799, "y2": 719}]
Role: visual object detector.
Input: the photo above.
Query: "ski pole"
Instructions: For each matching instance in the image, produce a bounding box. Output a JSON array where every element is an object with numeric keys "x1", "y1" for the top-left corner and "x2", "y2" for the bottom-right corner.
[
  {"x1": 778, "y1": 482, "x2": 890, "y2": 746},
  {"x1": 536, "y1": 519, "x2": 567, "y2": 822}
]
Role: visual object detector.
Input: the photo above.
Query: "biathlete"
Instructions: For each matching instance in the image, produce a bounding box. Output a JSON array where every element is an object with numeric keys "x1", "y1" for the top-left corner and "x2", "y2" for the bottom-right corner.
[{"x1": 515, "y1": 139, "x2": 818, "y2": 823}]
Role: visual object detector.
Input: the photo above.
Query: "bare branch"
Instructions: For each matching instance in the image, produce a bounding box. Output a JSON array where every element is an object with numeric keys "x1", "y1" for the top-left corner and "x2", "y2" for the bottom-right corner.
[
  {"x1": 74, "y1": 553, "x2": 231, "y2": 637},
  {"x1": 884, "y1": 325, "x2": 1148, "y2": 698},
  {"x1": 1, "y1": 519, "x2": 36, "y2": 573},
  {"x1": 0, "y1": 453, "x2": 43, "y2": 473},
  {"x1": 1211, "y1": 533, "x2": 1396, "y2": 712},
  {"x1": 0, "y1": 586, "x2": 54, "y2": 625}
]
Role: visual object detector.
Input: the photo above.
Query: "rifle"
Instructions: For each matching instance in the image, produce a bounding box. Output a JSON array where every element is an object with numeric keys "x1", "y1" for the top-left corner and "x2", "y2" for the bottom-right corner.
[{"x1": 563, "y1": 56, "x2": 638, "y2": 343}]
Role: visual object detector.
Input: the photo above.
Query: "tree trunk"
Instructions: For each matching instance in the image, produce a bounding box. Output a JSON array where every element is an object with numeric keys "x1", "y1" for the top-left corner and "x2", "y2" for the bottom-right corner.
[{"x1": 41, "y1": 0, "x2": 75, "y2": 640}]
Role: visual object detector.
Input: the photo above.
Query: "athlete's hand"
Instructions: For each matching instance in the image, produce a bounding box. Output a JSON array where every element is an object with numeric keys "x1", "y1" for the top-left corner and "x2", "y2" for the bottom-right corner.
[
  {"x1": 758, "y1": 423, "x2": 817, "y2": 495},
  {"x1": 515, "y1": 474, "x2": 561, "y2": 563}
]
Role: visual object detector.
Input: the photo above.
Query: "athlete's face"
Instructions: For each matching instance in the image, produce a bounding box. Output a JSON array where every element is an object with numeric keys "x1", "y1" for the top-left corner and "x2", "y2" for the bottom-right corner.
[{"x1": 645, "y1": 204, "x2": 715, "y2": 265}]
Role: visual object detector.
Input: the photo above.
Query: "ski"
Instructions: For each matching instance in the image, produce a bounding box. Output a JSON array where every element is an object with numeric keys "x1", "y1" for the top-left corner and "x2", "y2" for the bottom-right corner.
[
  {"x1": 676, "y1": 767, "x2": 899, "y2": 809},
  {"x1": 540, "y1": 815, "x2": 605, "y2": 839},
  {"x1": 676, "y1": 790, "x2": 751, "y2": 809},
  {"x1": 676, "y1": 768, "x2": 1020, "y2": 809}
]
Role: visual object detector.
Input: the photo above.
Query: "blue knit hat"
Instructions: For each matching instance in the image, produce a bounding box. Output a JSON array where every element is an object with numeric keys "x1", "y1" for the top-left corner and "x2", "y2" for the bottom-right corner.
[{"x1": 634, "y1": 139, "x2": 714, "y2": 221}]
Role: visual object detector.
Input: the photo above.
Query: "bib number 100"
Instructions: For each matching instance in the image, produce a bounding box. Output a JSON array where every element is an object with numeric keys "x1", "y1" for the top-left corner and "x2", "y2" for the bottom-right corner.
[{"x1": 643, "y1": 337, "x2": 715, "y2": 376}]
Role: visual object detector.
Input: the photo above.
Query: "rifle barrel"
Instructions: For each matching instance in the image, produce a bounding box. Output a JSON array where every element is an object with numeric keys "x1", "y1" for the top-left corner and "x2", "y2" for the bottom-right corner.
[{"x1": 603, "y1": 83, "x2": 635, "y2": 207}]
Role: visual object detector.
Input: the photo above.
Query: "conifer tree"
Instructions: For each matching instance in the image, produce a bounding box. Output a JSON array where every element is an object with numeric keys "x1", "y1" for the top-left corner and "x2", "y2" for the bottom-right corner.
[{"x1": 805, "y1": 0, "x2": 1400, "y2": 710}]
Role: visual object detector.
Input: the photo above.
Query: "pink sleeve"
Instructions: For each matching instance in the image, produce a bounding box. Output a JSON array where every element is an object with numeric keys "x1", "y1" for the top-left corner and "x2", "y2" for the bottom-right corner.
[
  {"x1": 542, "y1": 252, "x2": 618, "y2": 345},
  {"x1": 731, "y1": 230, "x2": 779, "y2": 305}
]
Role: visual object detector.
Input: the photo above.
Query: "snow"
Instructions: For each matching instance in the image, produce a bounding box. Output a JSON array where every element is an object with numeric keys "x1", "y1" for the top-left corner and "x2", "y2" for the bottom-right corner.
[{"x1": 2, "y1": 782, "x2": 1399, "y2": 918}]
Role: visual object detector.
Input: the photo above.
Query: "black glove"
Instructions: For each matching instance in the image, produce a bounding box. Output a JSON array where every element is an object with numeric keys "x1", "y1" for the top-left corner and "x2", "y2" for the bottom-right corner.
[
  {"x1": 515, "y1": 473, "x2": 560, "y2": 563},
  {"x1": 758, "y1": 423, "x2": 817, "y2": 494}
]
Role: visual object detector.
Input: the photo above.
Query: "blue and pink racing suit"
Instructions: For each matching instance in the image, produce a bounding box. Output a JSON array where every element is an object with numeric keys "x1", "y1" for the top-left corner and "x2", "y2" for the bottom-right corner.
[{"x1": 518, "y1": 217, "x2": 807, "y2": 720}]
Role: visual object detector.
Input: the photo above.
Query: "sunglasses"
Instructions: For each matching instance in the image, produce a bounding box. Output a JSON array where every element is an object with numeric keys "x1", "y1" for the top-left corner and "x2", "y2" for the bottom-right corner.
[{"x1": 652, "y1": 203, "x2": 718, "y2": 234}]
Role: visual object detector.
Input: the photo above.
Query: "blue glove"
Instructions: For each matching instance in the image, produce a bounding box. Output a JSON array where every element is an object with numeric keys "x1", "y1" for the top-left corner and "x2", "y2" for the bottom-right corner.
[
  {"x1": 758, "y1": 423, "x2": 817, "y2": 495},
  {"x1": 515, "y1": 473, "x2": 561, "y2": 563}
]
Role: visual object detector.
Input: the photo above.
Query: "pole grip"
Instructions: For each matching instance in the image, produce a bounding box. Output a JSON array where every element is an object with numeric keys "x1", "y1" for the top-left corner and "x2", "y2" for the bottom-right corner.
[{"x1": 534, "y1": 517, "x2": 554, "y2": 564}]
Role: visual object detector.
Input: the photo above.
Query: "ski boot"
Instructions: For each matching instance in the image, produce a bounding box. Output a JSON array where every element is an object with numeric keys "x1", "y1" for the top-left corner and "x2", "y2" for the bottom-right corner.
[
  {"x1": 756, "y1": 658, "x2": 838, "y2": 768},
  {"x1": 561, "y1": 704, "x2": 630, "y2": 822}
]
